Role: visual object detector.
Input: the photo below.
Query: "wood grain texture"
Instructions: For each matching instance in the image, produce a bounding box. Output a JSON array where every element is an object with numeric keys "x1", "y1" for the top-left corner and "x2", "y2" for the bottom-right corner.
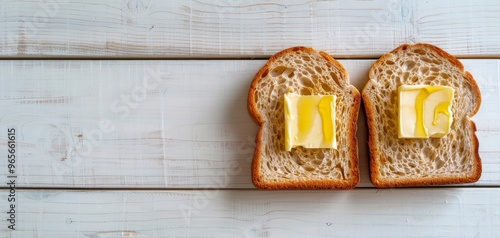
[
  {"x1": 0, "y1": 2, "x2": 498, "y2": 237},
  {"x1": 0, "y1": 188, "x2": 499, "y2": 237},
  {"x1": 1, "y1": 0, "x2": 500, "y2": 58},
  {"x1": 0, "y1": 59, "x2": 497, "y2": 188}
]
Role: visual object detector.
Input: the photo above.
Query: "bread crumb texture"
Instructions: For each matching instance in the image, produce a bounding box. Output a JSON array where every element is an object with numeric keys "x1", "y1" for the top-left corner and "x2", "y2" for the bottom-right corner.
[
  {"x1": 363, "y1": 43, "x2": 481, "y2": 187},
  {"x1": 249, "y1": 47, "x2": 360, "y2": 189}
]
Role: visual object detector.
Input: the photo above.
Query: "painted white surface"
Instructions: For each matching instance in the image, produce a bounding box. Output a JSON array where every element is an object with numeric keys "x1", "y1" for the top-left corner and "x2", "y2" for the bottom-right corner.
[
  {"x1": 0, "y1": 59, "x2": 497, "y2": 188},
  {"x1": 1, "y1": 0, "x2": 500, "y2": 58},
  {"x1": 0, "y1": 1, "x2": 499, "y2": 236},
  {"x1": 0, "y1": 189, "x2": 499, "y2": 237}
]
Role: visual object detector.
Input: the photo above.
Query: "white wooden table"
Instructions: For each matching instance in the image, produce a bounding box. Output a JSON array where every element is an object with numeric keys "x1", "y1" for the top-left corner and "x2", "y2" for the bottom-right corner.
[{"x1": 1, "y1": 0, "x2": 499, "y2": 237}]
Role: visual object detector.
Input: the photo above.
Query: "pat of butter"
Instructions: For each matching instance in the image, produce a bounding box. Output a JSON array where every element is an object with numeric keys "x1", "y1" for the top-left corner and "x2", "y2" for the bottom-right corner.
[
  {"x1": 398, "y1": 85, "x2": 454, "y2": 138},
  {"x1": 284, "y1": 93, "x2": 337, "y2": 151}
]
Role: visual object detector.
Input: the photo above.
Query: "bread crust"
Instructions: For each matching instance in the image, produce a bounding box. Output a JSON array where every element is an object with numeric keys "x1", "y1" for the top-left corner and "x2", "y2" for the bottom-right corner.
[
  {"x1": 248, "y1": 46, "x2": 360, "y2": 189},
  {"x1": 363, "y1": 43, "x2": 482, "y2": 188}
]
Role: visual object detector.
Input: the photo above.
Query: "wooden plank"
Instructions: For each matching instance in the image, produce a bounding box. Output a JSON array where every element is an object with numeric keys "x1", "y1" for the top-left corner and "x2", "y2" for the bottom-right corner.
[
  {"x1": 0, "y1": 188, "x2": 499, "y2": 237},
  {"x1": 1, "y1": 0, "x2": 500, "y2": 58},
  {"x1": 0, "y1": 59, "x2": 498, "y2": 188}
]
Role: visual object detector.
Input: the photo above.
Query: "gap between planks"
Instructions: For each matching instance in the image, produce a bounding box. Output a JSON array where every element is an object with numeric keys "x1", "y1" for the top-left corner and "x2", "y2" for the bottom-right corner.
[
  {"x1": 1, "y1": 56, "x2": 500, "y2": 61},
  {"x1": 1, "y1": 186, "x2": 500, "y2": 191}
]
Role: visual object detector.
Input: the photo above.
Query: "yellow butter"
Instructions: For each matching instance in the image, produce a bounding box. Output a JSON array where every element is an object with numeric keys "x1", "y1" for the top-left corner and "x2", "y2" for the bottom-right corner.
[
  {"x1": 284, "y1": 93, "x2": 337, "y2": 151},
  {"x1": 398, "y1": 85, "x2": 454, "y2": 138}
]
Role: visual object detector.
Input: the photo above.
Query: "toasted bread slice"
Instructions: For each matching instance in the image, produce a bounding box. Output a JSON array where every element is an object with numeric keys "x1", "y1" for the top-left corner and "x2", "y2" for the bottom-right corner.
[
  {"x1": 248, "y1": 46, "x2": 361, "y2": 189},
  {"x1": 362, "y1": 43, "x2": 482, "y2": 188}
]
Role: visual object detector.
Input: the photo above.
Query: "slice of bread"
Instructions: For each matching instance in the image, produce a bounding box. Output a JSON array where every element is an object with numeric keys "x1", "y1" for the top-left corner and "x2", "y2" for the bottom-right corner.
[
  {"x1": 362, "y1": 43, "x2": 482, "y2": 188},
  {"x1": 248, "y1": 46, "x2": 361, "y2": 189}
]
